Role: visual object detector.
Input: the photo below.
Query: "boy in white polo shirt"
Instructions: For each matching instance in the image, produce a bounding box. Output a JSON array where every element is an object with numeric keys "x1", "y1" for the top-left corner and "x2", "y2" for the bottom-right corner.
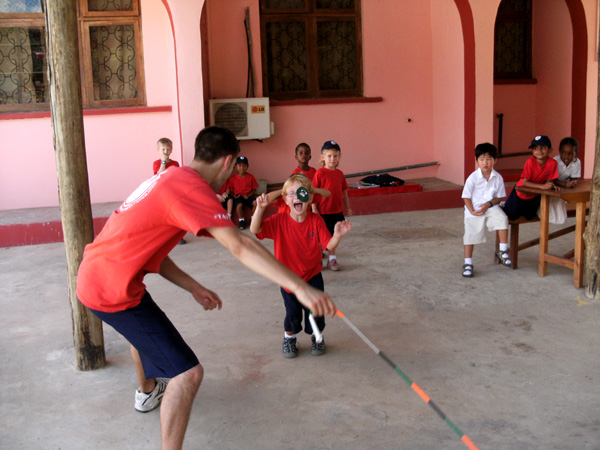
[{"x1": 461, "y1": 143, "x2": 511, "y2": 278}]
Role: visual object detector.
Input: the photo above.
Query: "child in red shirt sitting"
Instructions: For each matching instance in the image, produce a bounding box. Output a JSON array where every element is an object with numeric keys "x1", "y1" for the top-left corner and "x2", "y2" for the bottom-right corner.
[
  {"x1": 312, "y1": 140, "x2": 352, "y2": 271},
  {"x1": 216, "y1": 176, "x2": 233, "y2": 219},
  {"x1": 153, "y1": 137, "x2": 180, "y2": 175},
  {"x1": 502, "y1": 135, "x2": 560, "y2": 221},
  {"x1": 251, "y1": 173, "x2": 351, "y2": 358},
  {"x1": 229, "y1": 156, "x2": 258, "y2": 229}
]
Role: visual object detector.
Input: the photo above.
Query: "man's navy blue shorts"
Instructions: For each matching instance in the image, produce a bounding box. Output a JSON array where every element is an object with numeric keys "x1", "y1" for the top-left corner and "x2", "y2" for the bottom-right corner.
[{"x1": 89, "y1": 291, "x2": 199, "y2": 379}]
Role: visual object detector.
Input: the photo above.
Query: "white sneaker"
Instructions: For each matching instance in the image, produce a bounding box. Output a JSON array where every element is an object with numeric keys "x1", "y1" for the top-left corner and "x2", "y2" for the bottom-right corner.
[{"x1": 134, "y1": 378, "x2": 169, "y2": 413}]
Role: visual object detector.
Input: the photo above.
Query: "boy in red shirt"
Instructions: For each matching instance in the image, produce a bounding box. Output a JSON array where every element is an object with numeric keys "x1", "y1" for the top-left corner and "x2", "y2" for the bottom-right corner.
[
  {"x1": 77, "y1": 127, "x2": 336, "y2": 449},
  {"x1": 292, "y1": 142, "x2": 317, "y2": 180},
  {"x1": 229, "y1": 155, "x2": 258, "y2": 229},
  {"x1": 251, "y1": 173, "x2": 351, "y2": 358},
  {"x1": 312, "y1": 140, "x2": 352, "y2": 271},
  {"x1": 267, "y1": 143, "x2": 328, "y2": 214},
  {"x1": 217, "y1": 176, "x2": 233, "y2": 218},
  {"x1": 502, "y1": 135, "x2": 560, "y2": 221},
  {"x1": 153, "y1": 137, "x2": 180, "y2": 175},
  {"x1": 153, "y1": 137, "x2": 186, "y2": 244}
]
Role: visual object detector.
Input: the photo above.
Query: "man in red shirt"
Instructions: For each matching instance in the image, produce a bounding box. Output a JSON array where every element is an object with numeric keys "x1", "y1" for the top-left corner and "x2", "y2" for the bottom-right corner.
[
  {"x1": 77, "y1": 127, "x2": 336, "y2": 449},
  {"x1": 251, "y1": 173, "x2": 351, "y2": 358}
]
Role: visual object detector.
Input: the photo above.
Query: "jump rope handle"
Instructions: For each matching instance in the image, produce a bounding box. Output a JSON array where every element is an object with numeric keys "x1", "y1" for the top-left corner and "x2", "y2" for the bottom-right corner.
[{"x1": 308, "y1": 312, "x2": 323, "y2": 343}]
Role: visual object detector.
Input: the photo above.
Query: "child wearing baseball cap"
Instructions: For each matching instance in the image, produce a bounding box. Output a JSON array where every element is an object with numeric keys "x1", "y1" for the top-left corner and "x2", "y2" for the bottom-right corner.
[
  {"x1": 229, "y1": 156, "x2": 258, "y2": 229},
  {"x1": 312, "y1": 140, "x2": 352, "y2": 271},
  {"x1": 502, "y1": 135, "x2": 560, "y2": 222}
]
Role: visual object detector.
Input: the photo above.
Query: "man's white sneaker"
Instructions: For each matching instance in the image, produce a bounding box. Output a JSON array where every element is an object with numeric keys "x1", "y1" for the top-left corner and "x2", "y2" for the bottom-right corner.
[{"x1": 134, "y1": 378, "x2": 169, "y2": 413}]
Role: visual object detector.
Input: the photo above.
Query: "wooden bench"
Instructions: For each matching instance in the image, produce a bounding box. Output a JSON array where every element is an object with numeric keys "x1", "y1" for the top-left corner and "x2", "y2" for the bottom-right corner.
[{"x1": 495, "y1": 205, "x2": 587, "y2": 269}]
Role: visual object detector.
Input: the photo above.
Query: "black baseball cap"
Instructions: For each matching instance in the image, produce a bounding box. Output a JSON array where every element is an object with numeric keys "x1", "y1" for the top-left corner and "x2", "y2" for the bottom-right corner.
[
  {"x1": 528, "y1": 135, "x2": 552, "y2": 149},
  {"x1": 322, "y1": 140, "x2": 341, "y2": 151},
  {"x1": 236, "y1": 156, "x2": 249, "y2": 165}
]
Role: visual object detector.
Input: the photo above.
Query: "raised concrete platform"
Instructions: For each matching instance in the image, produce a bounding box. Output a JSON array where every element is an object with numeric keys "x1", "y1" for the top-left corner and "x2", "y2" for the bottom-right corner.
[{"x1": 0, "y1": 178, "x2": 464, "y2": 248}]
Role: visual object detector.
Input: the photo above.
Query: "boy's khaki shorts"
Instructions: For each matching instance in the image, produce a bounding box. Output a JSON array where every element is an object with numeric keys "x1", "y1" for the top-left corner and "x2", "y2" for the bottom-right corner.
[{"x1": 463, "y1": 206, "x2": 509, "y2": 245}]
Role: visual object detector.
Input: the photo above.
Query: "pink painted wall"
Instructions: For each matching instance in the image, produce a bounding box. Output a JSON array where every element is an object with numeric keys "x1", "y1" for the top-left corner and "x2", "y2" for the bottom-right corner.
[
  {"x1": 206, "y1": 0, "x2": 441, "y2": 186},
  {"x1": 431, "y1": 0, "x2": 465, "y2": 181},
  {"x1": 0, "y1": 0, "x2": 182, "y2": 211},
  {"x1": 533, "y1": 0, "x2": 573, "y2": 143},
  {"x1": 2, "y1": 0, "x2": 597, "y2": 212},
  {"x1": 493, "y1": 85, "x2": 537, "y2": 155},
  {"x1": 581, "y1": 0, "x2": 598, "y2": 179}
]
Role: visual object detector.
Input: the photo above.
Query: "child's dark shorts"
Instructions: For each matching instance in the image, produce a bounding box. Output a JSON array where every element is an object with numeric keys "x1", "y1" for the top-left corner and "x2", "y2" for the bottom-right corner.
[
  {"x1": 233, "y1": 195, "x2": 256, "y2": 209},
  {"x1": 321, "y1": 212, "x2": 345, "y2": 236},
  {"x1": 280, "y1": 272, "x2": 325, "y2": 335},
  {"x1": 89, "y1": 291, "x2": 199, "y2": 379},
  {"x1": 502, "y1": 188, "x2": 540, "y2": 221}
]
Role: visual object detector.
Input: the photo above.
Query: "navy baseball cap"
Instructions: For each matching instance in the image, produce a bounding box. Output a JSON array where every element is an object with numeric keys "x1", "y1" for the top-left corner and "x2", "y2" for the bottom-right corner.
[
  {"x1": 236, "y1": 156, "x2": 249, "y2": 165},
  {"x1": 322, "y1": 140, "x2": 341, "y2": 151},
  {"x1": 528, "y1": 135, "x2": 552, "y2": 149}
]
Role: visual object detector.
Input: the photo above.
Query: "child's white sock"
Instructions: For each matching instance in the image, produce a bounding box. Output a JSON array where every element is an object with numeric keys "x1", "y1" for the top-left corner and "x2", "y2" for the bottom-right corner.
[
  {"x1": 329, "y1": 255, "x2": 337, "y2": 261},
  {"x1": 284, "y1": 333, "x2": 295, "y2": 339},
  {"x1": 465, "y1": 258, "x2": 473, "y2": 265},
  {"x1": 499, "y1": 243, "x2": 508, "y2": 252},
  {"x1": 239, "y1": 218, "x2": 243, "y2": 223}
]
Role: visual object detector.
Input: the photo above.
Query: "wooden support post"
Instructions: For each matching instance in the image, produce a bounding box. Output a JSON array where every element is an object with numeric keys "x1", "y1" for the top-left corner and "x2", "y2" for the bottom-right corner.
[
  {"x1": 584, "y1": 56, "x2": 600, "y2": 298},
  {"x1": 45, "y1": 0, "x2": 106, "y2": 369}
]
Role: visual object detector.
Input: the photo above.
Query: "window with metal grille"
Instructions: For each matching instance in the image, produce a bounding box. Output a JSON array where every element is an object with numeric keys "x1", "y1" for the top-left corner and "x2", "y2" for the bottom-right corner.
[
  {"x1": 0, "y1": 0, "x2": 145, "y2": 112},
  {"x1": 494, "y1": 0, "x2": 532, "y2": 80},
  {"x1": 260, "y1": 0, "x2": 363, "y2": 101}
]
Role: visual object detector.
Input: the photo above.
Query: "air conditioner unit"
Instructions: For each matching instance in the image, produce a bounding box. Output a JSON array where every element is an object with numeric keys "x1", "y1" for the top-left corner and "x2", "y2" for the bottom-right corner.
[{"x1": 209, "y1": 97, "x2": 271, "y2": 140}]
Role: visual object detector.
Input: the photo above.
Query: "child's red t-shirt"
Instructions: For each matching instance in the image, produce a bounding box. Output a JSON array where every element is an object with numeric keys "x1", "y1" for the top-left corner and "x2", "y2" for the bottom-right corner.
[
  {"x1": 256, "y1": 211, "x2": 331, "y2": 289},
  {"x1": 516, "y1": 157, "x2": 559, "y2": 200},
  {"x1": 77, "y1": 167, "x2": 234, "y2": 313},
  {"x1": 272, "y1": 196, "x2": 287, "y2": 214},
  {"x1": 292, "y1": 166, "x2": 323, "y2": 204},
  {"x1": 292, "y1": 166, "x2": 317, "y2": 180},
  {"x1": 312, "y1": 167, "x2": 348, "y2": 214},
  {"x1": 229, "y1": 173, "x2": 258, "y2": 196},
  {"x1": 153, "y1": 159, "x2": 179, "y2": 175},
  {"x1": 218, "y1": 177, "x2": 231, "y2": 196}
]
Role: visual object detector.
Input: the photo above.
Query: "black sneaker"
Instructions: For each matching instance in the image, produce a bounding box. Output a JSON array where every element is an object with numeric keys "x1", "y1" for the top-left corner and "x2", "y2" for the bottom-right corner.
[
  {"x1": 238, "y1": 219, "x2": 246, "y2": 230},
  {"x1": 311, "y1": 335, "x2": 326, "y2": 356},
  {"x1": 282, "y1": 337, "x2": 298, "y2": 358}
]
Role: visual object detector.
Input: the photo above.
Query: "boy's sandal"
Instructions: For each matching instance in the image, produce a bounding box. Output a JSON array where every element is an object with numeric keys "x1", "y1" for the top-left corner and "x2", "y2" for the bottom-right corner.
[
  {"x1": 462, "y1": 264, "x2": 473, "y2": 278},
  {"x1": 495, "y1": 250, "x2": 512, "y2": 267}
]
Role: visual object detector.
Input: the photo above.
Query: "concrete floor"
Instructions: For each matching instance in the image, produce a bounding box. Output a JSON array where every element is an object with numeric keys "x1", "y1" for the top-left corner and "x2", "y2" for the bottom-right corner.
[{"x1": 1, "y1": 209, "x2": 599, "y2": 450}]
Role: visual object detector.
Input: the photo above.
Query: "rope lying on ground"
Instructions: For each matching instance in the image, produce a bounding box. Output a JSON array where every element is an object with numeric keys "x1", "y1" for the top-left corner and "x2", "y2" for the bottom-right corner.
[{"x1": 335, "y1": 309, "x2": 479, "y2": 450}]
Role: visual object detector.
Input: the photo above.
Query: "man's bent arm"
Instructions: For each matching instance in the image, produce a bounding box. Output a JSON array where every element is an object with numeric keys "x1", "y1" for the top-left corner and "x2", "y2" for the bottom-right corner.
[{"x1": 207, "y1": 226, "x2": 336, "y2": 317}]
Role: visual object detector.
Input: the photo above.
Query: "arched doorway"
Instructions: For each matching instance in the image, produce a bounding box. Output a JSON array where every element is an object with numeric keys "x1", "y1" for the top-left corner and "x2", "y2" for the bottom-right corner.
[{"x1": 492, "y1": 0, "x2": 587, "y2": 177}]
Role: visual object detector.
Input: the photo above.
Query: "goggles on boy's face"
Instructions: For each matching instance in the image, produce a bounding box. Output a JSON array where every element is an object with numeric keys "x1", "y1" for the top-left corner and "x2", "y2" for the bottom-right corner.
[{"x1": 286, "y1": 187, "x2": 310, "y2": 202}]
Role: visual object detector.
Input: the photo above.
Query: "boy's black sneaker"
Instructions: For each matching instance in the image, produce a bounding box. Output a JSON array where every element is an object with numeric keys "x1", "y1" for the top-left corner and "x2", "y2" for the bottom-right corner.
[
  {"x1": 311, "y1": 335, "x2": 326, "y2": 356},
  {"x1": 238, "y1": 219, "x2": 246, "y2": 230},
  {"x1": 282, "y1": 337, "x2": 298, "y2": 358}
]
